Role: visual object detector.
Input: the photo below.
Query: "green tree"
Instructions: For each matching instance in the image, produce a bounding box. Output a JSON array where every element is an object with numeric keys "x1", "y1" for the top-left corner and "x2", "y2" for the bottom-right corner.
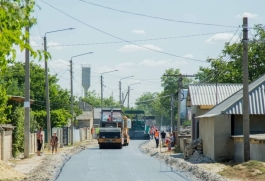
[
  {"x1": 51, "y1": 109, "x2": 72, "y2": 128},
  {"x1": 82, "y1": 90, "x2": 120, "y2": 108},
  {"x1": 197, "y1": 25, "x2": 265, "y2": 83},
  {"x1": 9, "y1": 106, "x2": 24, "y2": 157}
]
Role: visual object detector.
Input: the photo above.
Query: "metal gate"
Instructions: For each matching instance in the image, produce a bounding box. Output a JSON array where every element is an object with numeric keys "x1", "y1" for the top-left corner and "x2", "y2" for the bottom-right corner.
[{"x1": 63, "y1": 127, "x2": 69, "y2": 145}]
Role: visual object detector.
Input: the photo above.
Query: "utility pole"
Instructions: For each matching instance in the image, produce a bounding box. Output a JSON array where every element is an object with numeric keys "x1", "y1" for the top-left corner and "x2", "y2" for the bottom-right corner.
[
  {"x1": 44, "y1": 36, "x2": 51, "y2": 150},
  {"x1": 119, "y1": 81, "x2": 121, "y2": 106},
  {"x1": 69, "y1": 52, "x2": 93, "y2": 145},
  {"x1": 243, "y1": 17, "x2": 250, "y2": 162},
  {"x1": 70, "y1": 59, "x2": 74, "y2": 145},
  {"x1": 127, "y1": 86, "x2": 130, "y2": 109},
  {"x1": 170, "y1": 95, "x2": 174, "y2": 133},
  {"x1": 163, "y1": 74, "x2": 195, "y2": 146},
  {"x1": 24, "y1": 25, "x2": 30, "y2": 158},
  {"x1": 177, "y1": 76, "x2": 182, "y2": 139},
  {"x1": 101, "y1": 75, "x2": 103, "y2": 121}
]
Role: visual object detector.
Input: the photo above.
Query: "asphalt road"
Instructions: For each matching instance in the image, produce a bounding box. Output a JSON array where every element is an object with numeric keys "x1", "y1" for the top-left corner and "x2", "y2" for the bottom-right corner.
[{"x1": 56, "y1": 140, "x2": 193, "y2": 181}]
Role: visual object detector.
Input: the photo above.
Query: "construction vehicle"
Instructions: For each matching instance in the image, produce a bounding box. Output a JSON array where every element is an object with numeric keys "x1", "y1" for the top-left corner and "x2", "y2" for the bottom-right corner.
[
  {"x1": 98, "y1": 108, "x2": 130, "y2": 149},
  {"x1": 124, "y1": 110, "x2": 150, "y2": 140}
]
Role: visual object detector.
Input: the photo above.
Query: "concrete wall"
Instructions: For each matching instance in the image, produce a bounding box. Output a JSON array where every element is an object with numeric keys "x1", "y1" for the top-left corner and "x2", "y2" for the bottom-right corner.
[
  {"x1": 234, "y1": 141, "x2": 265, "y2": 162},
  {"x1": 200, "y1": 115, "x2": 234, "y2": 161},
  {"x1": 191, "y1": 106, "x2": 210, "y2": 140},
  {"x1": 214, "y1": 115, "x2": 234, "y2": 160},
  {"x1": 199, "y1": 117, "x2": 215, "y2": 159},
  {"x1": 234, "y1": 115, "x2": 265, "y2": 135},
  {"x1": 4, "y1": 130, "x2": 12, "y2": 161},
  {"x1": 78, "y1": 120, "x2": 90, "y2": 128}
]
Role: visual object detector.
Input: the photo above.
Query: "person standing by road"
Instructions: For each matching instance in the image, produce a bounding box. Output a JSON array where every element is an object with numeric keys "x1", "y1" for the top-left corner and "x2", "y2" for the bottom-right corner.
[
  {"x1": 154, "y1": 129, "x2": 160, "y2": 148},
  {"x1": 91, "y1": 127, "x2": 95, "y2": 139},
  {"x1": 160, "y1": 130, "x2": 166, "y2": 145},
  {"x1": 36, "y1": 127, "x2": 43, "y2": 156},
  {"x1": 170, "y1": 133, "x2": 175, "y2": 147},
  {"x1": 96, "y1": 127, "x2": 100, "y2": 138},
  {"x1": 50, "y1": 132, "x2": 58, "y2": 154},
  {"x1": 150, "y1": 126, "x2": 155, "y2": 139}
]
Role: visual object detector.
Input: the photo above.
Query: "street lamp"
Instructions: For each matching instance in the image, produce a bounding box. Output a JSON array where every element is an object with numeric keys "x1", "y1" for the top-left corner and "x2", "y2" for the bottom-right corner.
[
  {"x1": 127, "y1": 82, "x2": 141, "y2": 108},
  {"x1": 70, "y1": 52, "x2": 94, "y2": 145},
  {"x1": 101, "y1": 70, "x2": 119, "y2": 121},
  {"x1": 119, "y1": 76, "x2": 134, "y2": 106},
  {"x1": 44, "y1": 28, "x2": 74, "y2": 151}
]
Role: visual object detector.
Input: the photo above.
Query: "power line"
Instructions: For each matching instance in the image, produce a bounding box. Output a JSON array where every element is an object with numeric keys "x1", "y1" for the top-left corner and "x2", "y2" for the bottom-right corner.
[
  {"x1": 80, "y1": 0, "x2": 238, "y2": 28},
  {"x1": 31, "y1": 30, "x2": 238, "y2": 48},
  {"x1": 39, "y1": 0, "x2": 207, "y2": 63}
]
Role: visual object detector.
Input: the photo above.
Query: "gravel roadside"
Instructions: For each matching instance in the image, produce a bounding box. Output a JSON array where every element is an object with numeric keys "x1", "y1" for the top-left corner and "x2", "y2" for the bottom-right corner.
[
  {"x1": 140, "y1": 140, "x2": 228, "y2": 181},
  {"x1": 21, "y1": 141, "x2": 98, "y2": 181}
]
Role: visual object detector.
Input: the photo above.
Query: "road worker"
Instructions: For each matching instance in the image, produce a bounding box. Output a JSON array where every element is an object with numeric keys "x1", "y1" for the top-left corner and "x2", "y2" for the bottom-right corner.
[
  {"x1": 96, "y1": 127, "x2": 100, "y2": 138},
  {"x1": 154, "y1": 129, "x2": 159, "y2": 148}
]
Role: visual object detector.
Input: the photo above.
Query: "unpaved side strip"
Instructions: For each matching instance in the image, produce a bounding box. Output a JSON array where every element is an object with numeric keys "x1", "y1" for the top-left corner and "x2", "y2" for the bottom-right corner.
[
  {"x1": 22, "y1": 142, "x2": 98, "y2": 181},
  {"x1": 140, "y1": 140, "x2": 227, "y2": 181}
]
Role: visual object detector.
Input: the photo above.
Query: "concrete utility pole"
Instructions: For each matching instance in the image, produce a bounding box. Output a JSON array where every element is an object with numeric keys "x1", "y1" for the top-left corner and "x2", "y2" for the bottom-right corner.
[
  {"x1": 70, "y1": 52, "x2": 93, "y2": 145},
  {"x1": 44, "y1": 28, "x2": 74, "y2": 148},
  {"x1": 177, "y1": 76, "x2": 182, "y2": 137},
  {"x1": 100, "y1": 70, "x2": 119, "y2": 120},
  {"x1": 70, "y1": 59, "x2": 74, "y2": 145},
  {"x1": 170, "y1": 95, "x2": 174, "y2": 133},
  {"x1": 163, "y1": 74, "x2": 195, "y2": 146},
  {"x1": 119, "y1": 76, "x2": 133, "y2": 107},
  {"x1": 242, "y1": 17, "x2": 250, "y2": 162},
  {"x1": 101, "y1": 75, "x2": 103, "y2": 121},
  {"x1": 127, "y1": 86, "x2": 130, "y2": 109},
  {"x1": 127, "y1": 82, "x2": 141, "y2": 109},
  {"x1": 44, "y1": 36, "x2": 51, "y2": 150},
  {"x1": 119, "y1": 81, "x2": 121, "y2": 105},
  {"x1": 24, "y1": 25, "x2": 30, "y2": 158}
]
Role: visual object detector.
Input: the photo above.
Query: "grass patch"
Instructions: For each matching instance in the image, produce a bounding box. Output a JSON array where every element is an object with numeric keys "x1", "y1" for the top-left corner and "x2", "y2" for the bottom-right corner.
[
  {"x1": 219, "y1": 160, "x2": 265, "y2": 181},
  {"x1": 173, "y1": 146, "x2": 182, "y2": 153}
]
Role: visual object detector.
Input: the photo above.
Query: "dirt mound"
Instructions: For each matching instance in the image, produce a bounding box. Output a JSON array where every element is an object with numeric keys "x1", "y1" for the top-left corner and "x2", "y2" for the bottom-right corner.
[{"x1": 0, "y1": 160, "x2": 25, "y2": 180}]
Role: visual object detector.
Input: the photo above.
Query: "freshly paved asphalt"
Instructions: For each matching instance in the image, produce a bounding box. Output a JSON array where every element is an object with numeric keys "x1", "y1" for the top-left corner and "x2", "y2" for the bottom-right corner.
[{"x1": 56, "y1": 140, "x2": 192, "y2": 181}]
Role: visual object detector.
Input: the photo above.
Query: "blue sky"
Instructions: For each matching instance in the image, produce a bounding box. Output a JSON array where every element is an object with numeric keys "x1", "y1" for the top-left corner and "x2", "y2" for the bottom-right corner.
[{"x1": 17, "y1": 0, "x2": 265, "y2": 106}]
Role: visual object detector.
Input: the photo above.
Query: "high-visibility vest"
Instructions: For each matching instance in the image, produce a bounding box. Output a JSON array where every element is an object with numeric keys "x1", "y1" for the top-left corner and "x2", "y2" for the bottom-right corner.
[
  {"x1": 96, "y1": 128, "x2": 100, "y2": 134},
  {"x1": 154, "y1": 131, "x2": 159, "y2": 138}
]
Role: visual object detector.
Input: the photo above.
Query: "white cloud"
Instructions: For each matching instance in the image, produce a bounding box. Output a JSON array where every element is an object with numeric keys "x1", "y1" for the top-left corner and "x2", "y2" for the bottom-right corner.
[
  {"x1": 138, "y1": 59, "x2": 187, "y2": 67},
  {"x1": 205, "y1": 33, "x2": 239, "y2": 44},
  {"x1": 132, "y1": 30, "x2": 146, "y2": 35},
  {"x1": 47, "y1": 41, "x2": 62, "y2": 50},
  {"x1": 118, "y1": 44, "x2": 163, "y2": 53},
  {"x1": 182, "y1": 54, "x2": 194, "y2": 59},
  {"x1": 235, "y1": 12, "x2": 259, "y2": 19}
]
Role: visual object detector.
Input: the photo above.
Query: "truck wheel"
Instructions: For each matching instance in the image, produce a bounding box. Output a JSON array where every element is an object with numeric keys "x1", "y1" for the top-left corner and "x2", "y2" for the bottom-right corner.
[
  {"x1": 119, "y1": 144, "x2": 123, "y2": 149},
  {"x1": 99, "y1": 145, "x2": 102, "y2": 149}
]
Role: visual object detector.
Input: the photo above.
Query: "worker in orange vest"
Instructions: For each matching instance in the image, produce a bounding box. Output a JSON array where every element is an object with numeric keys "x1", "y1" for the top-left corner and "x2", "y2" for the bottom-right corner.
[{"x1": 154, "y1": 129, "x2": 159, "y2": 148}]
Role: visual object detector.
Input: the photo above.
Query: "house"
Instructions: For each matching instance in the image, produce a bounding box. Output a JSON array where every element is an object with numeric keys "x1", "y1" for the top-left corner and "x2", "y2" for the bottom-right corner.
[
  {"x1": 186, "y1": 84, "x2": 243, "y2": 140},
  {"x1": 76, "y1": 101, "x2": 93, "y2": 129},
  {"x1": 93, "y1": 108, "x2": 101, "y2": 126},
  {"x1": 197, "y1": 74, "x2": 265, "y2": 162}
]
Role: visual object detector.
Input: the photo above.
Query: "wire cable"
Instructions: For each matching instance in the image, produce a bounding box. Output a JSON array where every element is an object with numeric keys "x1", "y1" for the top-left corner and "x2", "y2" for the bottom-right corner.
[
  {"x1": 80, "y1": 0, "x2": 238, "y2": 28},
  {"x1": 39, "y1": 0, "x2": 207, "y2": 63},
  {"x1": 31, "y1": 30, "x2": 238, "y2": 48}
]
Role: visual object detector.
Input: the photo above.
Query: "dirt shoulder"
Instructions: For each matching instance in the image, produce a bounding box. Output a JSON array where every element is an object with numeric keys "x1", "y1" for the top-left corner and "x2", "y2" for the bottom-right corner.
[
  {"x1": 1, "y1": 140, "x2": 98, "y2": 181},
  {"x1": 140, "y1": 140, "x2": 227, "y2": 181}
]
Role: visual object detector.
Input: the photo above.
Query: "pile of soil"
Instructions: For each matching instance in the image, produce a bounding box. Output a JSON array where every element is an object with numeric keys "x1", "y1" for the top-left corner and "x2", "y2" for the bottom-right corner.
[
  {"x1": 140, "y1": 140, "x2": 227, "y2": 181},
  {"x1": 0, "y1": 160, "x2": 25, "y2": 180}
]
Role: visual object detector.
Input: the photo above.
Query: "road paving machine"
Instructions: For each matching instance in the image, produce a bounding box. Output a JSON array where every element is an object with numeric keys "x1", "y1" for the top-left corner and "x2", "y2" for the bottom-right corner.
[{"x1": 98, "y1": 108, "x2": 130, "y2": 149}]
